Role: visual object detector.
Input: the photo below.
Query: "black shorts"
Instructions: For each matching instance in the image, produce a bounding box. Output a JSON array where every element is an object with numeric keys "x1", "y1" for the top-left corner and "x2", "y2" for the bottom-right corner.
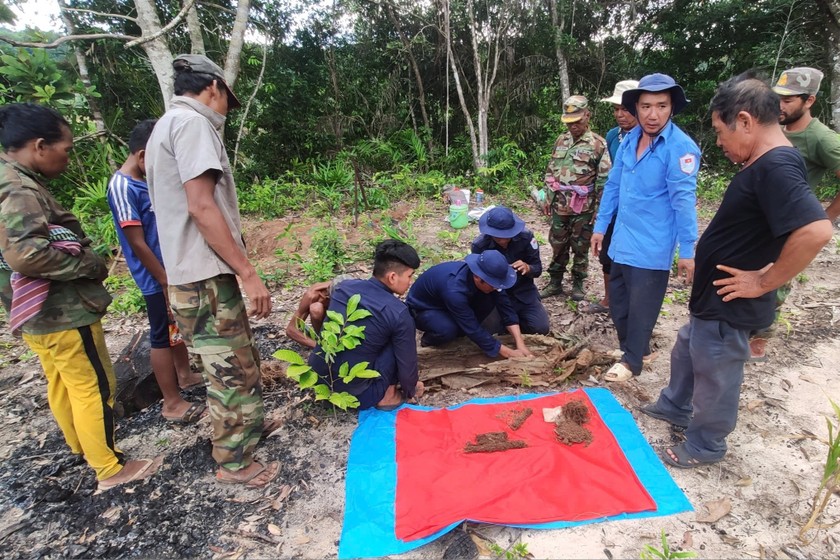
[{"x1": 144, "y1": 291, "x2": 171, "y2": 349}]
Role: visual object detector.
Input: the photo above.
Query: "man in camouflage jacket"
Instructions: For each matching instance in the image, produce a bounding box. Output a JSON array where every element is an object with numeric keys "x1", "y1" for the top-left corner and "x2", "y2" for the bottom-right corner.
[{"x1": 540, "y1": 96, "x2": 611, "y2": 301}]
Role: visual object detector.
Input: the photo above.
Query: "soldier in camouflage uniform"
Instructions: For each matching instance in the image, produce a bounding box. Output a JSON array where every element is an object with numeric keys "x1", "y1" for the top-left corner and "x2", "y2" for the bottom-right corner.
[
  {"x1": 0, "y1": 103, "x2": 158, "y2": 491},
  {"x1": 146, "y1": 55, "x2": 279, "y2": 488},
  {"x1": 540, "y1": 96, "x2": 611, "y2": 301}
]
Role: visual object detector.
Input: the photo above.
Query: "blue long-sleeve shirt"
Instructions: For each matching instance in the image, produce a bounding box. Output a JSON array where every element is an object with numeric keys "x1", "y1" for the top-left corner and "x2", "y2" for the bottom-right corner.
[
  {"x1": 471, "y1": 230, "x2": 542, "y2": 305},
  {"x1": 594, "y1": 121, "x2": 699, "y2": 271},
  {"x1": 406, "y1": 261, "x2": 519, "y2": 357},
  {"x1": 308, "y1": 277, "x2": 419, "y2": 398}
]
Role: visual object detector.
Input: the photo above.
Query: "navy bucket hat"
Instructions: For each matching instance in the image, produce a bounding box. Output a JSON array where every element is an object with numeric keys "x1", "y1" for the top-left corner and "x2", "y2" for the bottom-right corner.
[
  {"x1": 621, "y1": 73, "x2": 689, "y2": 117},
  {"x1": 478, "y1": 206, "x2": 526, "y2": 238},
  {"x1": 465, "y1": 250, "x2": 517, "y2": 290}
]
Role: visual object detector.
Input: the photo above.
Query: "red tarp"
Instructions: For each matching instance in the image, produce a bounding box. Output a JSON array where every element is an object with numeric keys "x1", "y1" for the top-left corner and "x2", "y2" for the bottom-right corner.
[{"x1": 394, "y1": 390, "x2": 656, "y2": 541}]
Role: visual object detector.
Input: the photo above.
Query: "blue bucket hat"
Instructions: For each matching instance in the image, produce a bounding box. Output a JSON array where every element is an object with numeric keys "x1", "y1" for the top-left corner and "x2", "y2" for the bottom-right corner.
[
  {"x1": 465, "y1": 250, "x2": 517, "y2": 290},
  {"x1": 621, "y1": 73, "x2": 689, "y2": 118},
  {"x1": 478, "y1": 206, "x2": 526, "y2": 238}
]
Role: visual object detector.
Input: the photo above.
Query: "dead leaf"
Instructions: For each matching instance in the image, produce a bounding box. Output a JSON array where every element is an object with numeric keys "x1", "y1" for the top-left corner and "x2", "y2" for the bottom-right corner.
[
  {"x1": 101, "y1": 506, "x2": 122, "y2": 523},
  {"x1": 721, "y1": 535, "x2": 741, "y2": 546},
  {"x1": 696, "y1": 498, "x2": 731, "y2": 523},
  {"x1": 267, "y1": 524, "x2": 282, "y2": 536},
  {"x1": 746, "y1": 400, "x2": 764, "y2": 412},
  {"x1": 244, "y1": 514, "x2": 264, "y2": 523},
  {"x1": 469, "y1": 533, "x2": 493, "y2": 557},
  {"x1": 575, "y1": 348, "x2": 594, "y2": 367},
  {"x1": 294, "y1": 535, "x2": 311, "y2": 545},
  {"x1": 270, "y1": 484, "x2": 293, "y2": 511},
  {"x1": 735, "y1": 477, "x2": 753, "y2": 487},
  {"x1": 18, "y1": 371, "x2": 36, "y2": 385},
  {"x1": 681, "y1": 531, "x2": 694, "y2": 548}
]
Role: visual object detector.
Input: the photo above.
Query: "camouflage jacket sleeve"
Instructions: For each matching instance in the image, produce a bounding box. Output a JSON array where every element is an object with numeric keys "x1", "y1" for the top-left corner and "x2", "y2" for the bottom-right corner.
[
  {"x1": 0, "y1": 162, "x2": 107, "y2": 282},
  {"x1": 592, "y1": 135, "x2": 612, "y2": 205}
]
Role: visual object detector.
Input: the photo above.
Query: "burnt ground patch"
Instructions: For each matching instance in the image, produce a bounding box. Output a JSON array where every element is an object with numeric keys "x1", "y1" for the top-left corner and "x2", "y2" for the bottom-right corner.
[{"x1": 0, "y1": 377, "x2": 345, "y2": 559}]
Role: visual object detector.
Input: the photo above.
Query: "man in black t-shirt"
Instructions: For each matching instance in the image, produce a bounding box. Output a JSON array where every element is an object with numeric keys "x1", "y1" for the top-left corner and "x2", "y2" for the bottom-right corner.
[{"x1": 640, "y1": 74, "x2": 832, "y2": 469}]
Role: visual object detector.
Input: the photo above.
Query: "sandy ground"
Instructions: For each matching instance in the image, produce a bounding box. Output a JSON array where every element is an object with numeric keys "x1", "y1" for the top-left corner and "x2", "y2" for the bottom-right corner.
[{"x1": 0, "y1": 199, "x2": 838, "y2": 559}]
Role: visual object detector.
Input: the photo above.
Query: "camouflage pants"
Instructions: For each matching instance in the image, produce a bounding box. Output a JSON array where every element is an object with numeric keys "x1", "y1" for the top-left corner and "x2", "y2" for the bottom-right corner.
[
  {"x1": 547, "y1": 212, "x2": 593, "y2": 283},
  {"x1": 169, "y1": 275, "x2": 265, "y2": 471}
]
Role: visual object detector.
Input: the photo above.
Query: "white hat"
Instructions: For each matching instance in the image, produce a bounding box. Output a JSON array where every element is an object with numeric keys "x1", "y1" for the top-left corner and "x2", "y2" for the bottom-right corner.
[{"x1": 600, "y1": 80, "x2": 640, "y2": 105}]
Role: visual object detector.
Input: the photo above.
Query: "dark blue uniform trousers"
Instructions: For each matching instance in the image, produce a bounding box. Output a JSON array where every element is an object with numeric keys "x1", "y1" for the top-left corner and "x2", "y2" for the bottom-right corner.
[
  {"x1": 654, "y1": 316, "x2": 750, "y2": 461},
  {"x1": 355, "y1": 347, "x2": 398, "y2": 410},
  {"x1": 415, "y1": 296, "x2": 497, "y2": 346},
  {"x1": 481, "y1": 289, "x2": 550, "y2": 335},
  {"x1": 609, "y1": 262, "x2": 670, "y2": 375}
]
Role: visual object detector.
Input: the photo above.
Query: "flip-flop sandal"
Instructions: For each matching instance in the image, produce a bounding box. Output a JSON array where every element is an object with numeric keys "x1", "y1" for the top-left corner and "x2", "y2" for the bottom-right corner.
[
  {"x1": 643, "y1": 351, "x2": 659, "y2": 365},
  {"x1": 661, "y1": 443, "x2": 722, "y2": 469},
  {"x1": 638, "y1": 403, "x2": 688, "y2": 432},
  {"x1": 581, "y1": 302, "x2": 609, "y2": 314},
  {"x1": 162, "y1": 401, "x2": 206, "y2": 425},
  {"x1": 604, "y1": 363, "x2": 634, "y2": 382},
  {"x1": 97, "y1": 458, "x2": 159, "y2": 492},
  {"x1": 216, "y1": 461, "x2": 281, "y2": 488}
]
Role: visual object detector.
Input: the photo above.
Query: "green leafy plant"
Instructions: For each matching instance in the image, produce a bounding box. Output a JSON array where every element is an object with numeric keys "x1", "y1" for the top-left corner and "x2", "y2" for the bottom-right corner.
[
  {"x1": 273, "y1": 294, "x2": 380, "y2": 410},
  {"x1": 103, "y1": 274, "x2": 146, "y2": 314},
  {"x1": 799, "y1": 398, "x2": 840, "y2": 542},
  {"x1": 301, "y1": 226, "x2": 349, "y2": 282},
  {"x1": 437, "y1": 229, "x2": 461, "y2": 246},
  {"x1": 640, "y1": 530, "x2": 696, "y2": 560},
  {"x1": 489, "y1": 540, "x2": 531, "y2": 560}
]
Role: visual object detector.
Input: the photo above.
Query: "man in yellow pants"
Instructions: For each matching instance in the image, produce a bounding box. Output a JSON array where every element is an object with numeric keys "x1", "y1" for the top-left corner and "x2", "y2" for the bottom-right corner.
[{"x1": 0, "y1": 103, "x2": 158, "y2": 491}]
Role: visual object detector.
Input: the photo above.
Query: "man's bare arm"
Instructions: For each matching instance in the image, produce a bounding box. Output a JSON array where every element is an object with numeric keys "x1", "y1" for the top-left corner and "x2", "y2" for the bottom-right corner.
[{"x1": 184, "y1": 172, "x2": 271, "y2": 318}]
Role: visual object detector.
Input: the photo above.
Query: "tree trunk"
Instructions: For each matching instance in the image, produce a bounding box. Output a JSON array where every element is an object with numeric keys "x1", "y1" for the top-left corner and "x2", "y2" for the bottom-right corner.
[
  {"x1": 442, "y1": 0, "x2": 480, "y2": 170},
  {"x1": 384, "y1": 0, "x2": 433, "y2": 162},
  {"x1": 817, "y1": 0, "x2": 840, "y2": 130},
  {"x1": 224, "y1": 0, "x2": 251, "y2": 86},
  {"x1": 549, "y1": 0, "x2": 571, "y2": 101},
  {"x1": 57, "y1": 0, "x2": 117, "y2": 169},
  {"x1": 185, "y1": 0, "x2": 205, "y2": 55},
  {"x1": 133, "y1": 0, "x2": 175, "y2": 106}
]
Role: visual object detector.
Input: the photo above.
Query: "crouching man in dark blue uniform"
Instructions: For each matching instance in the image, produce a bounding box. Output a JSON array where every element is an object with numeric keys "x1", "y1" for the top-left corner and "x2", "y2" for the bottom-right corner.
[
  {"x1": 471, "y1": 206, "x2": 549, "y2": 334},
  {"x1": 308, "y1": 240, "x2": 424, "y2": 411},
  {"x1": 407, "y1": 250, "x2": 534, "y2": 359}
]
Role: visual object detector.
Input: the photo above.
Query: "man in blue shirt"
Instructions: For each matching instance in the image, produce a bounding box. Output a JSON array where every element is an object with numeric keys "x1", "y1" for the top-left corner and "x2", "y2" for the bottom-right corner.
[
  {"x1": 407, "y1": 250, "x2": 533, "y2": 359},
  {"x1": 471, "y1": 206, "x2": 548, "y2": 334},
  {"x1": 308, "y1": 240, "x2": 422, "y2": 410},
  {"x1": 583, "y1": 80, "x2": 639, "y2": 315},
  {"x1": 591, "y1": 74, "x2": 700, "y2": 382},
  {"x1": 107, "y1": 120, "x2": 205, "y2": 424}
]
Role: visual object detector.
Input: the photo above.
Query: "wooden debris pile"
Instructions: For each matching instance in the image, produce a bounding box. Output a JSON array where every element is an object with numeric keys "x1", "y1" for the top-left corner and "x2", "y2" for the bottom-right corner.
[{"x1": 418, "y1": 334, "x2": 614, "y2": 390}]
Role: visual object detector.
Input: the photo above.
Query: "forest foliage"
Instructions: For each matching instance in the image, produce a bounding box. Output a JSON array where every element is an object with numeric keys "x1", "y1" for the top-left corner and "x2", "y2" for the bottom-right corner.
[{"x1": 0, "y1": 0, "x2": 838, "y2": 252}]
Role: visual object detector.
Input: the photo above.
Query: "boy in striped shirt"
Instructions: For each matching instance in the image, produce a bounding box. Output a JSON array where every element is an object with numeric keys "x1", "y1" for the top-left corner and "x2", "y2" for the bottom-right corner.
[{"x1": 107, "y1": 120, "x2": 204, "y2": 424}]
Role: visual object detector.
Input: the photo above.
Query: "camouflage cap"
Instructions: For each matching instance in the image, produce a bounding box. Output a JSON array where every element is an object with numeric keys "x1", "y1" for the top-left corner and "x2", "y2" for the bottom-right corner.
[
  {"x1": 561, "y1": 95, "x2": 589, "y2": 123},
  {"x1": 773, "y1": 67, "x2": 824, "y2": 96},
  {"x1": 173, "y1": 54, "x2": 242, "y2": 109}
]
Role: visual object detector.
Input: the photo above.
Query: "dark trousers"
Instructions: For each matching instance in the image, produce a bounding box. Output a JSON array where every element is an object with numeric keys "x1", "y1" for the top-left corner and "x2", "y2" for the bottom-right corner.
[
  {"x1": 355, "y1": 346, "x2": 398, "y2": 410},
  {"x1": 481, "y1": 288, "x2": 550, "y2": 335},
  {"x1": 608, "y1": 263, "x2": 669, "y2": 375},
  {"x1": 414, "y1": 300, "x2": 496, "y2": 346},
  {"x1": 654, "y1": 317, "x2": 750, "y2": 461}
]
